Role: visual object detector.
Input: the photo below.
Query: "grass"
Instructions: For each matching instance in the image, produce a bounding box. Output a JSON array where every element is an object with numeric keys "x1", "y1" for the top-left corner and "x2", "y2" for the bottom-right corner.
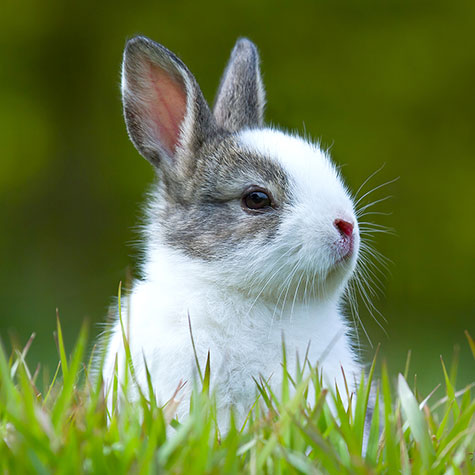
[{"x1": 0, "y1": 318, "x2": 474, "y2": 474}]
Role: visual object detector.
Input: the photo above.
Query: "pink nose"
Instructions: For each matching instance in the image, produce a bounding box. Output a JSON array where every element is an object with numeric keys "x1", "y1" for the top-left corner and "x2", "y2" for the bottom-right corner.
[{"x1": 334, "y1": 219, "x2": 354, "y2": 238}]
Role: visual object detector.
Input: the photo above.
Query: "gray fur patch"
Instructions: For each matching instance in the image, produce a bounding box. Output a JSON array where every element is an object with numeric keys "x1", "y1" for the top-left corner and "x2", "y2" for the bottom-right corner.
[{"x1": 149, "y1": 134, "x2": 290, "y2": 260}]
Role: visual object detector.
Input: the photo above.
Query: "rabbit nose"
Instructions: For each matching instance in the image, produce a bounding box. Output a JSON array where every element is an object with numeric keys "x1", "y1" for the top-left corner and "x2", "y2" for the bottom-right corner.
[{"x1": 334, "y1": 219, "x2": 354, "y2": 238}]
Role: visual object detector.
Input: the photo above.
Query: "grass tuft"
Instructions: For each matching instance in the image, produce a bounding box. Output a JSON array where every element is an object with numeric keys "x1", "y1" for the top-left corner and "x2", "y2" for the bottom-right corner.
[{"x1": 0, "y1": 328, "x2": 473, "y2": 473}]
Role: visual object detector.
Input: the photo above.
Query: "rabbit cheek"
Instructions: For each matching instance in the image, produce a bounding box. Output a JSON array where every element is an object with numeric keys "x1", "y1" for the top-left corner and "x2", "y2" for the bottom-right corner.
[{"x1": 160, "y1": 204, "x2": 282, "y2": 261}]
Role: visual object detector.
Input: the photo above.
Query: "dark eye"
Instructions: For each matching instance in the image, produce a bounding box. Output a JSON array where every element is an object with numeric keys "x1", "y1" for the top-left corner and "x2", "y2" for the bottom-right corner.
[{"x1": 241, "y1": 188, "x2": 273, "y2": 212}]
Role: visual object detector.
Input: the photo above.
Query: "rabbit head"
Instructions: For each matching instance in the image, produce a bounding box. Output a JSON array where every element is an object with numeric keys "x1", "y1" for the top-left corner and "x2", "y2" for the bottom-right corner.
[{"x1": 121, "y1": 36, "x2": 359, "y2": 303}]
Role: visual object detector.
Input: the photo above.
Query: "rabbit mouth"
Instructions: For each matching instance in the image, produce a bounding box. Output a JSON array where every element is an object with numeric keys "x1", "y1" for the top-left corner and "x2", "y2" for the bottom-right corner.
[
  {"x1": 334, "y1": 237, "x2": 355, "y2": 264},
  {"x1": 326, "y1": 228, "x2": 355, "y2": 266}
]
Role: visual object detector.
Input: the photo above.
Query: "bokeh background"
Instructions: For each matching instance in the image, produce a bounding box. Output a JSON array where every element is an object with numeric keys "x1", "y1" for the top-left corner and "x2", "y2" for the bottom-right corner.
[{"x1": 1, "y1": 0, "x2": 474, "y2": 393}]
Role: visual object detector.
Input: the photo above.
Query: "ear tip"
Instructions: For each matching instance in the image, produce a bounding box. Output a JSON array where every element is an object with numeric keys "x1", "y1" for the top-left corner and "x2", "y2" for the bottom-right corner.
[
  {"x1": 123, "y1": 36, "x2": 188, "y2": 82},
  {"x1": 124, "y1": 36, "x2": 159, "y2": 58},
  {"x1": 124, "y1": 36, "x2": 174, "y2": 63},
  {"x1": 233, "y1": 37, "x2": 258, "y2": 56},
  {"x1": 125, "y1": 35, "x2": 153, "y2": 53}
]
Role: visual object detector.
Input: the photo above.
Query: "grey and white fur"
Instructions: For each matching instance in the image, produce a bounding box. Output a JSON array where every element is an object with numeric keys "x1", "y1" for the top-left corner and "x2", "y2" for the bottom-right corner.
[{"x1": 102, "y1": 35, "x2": 371, "y2": 429}]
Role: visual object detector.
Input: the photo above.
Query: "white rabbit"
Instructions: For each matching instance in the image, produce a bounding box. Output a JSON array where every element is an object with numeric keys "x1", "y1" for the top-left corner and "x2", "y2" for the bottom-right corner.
[{"x1": 102, "y1": 36, "x2": 366, "y2": 427}]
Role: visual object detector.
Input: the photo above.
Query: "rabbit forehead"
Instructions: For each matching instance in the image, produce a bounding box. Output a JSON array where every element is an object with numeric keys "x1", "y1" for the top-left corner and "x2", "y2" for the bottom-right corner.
[
  {"x1": 238, "y1": 128, "x2": 349, "y2": 205},
  {"x1": 166, "y1": 133, "x2": 290, "y2": 202}
]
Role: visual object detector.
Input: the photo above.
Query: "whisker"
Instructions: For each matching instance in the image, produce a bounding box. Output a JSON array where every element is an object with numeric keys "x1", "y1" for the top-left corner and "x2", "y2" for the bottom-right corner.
[
  {"x1": 356, "y1": 195, "x2": 393, "y2": 216},
  {"x1": 360, "y1": 228, "x2": 396, "y2": 236},
  {"x1": 360, "y1": 243, "x2": 390, "y2": 279},
  {"x1": 245, "y1": 247, "x2": 297, "y2": 318},
  {"x1": 355, "y1": 277, "x2": 388, "y2": 334},
  {"x1": 303, "y1": 273, "x2": 310, "y2": 308},
  {"x1": 357, "y1": 211, "x2": 393, "y2": 218},
  {"x1": 358, "y1": 221, "x2": 394, "y2": 229},
  {"x1": 357, "y1": 271, "x2": 388, "y2": 326},
  {"x1": 290, "y1": 263, "x2": 306, "y2": 323},
  {"x1": 278, "y1": 259, "x2": 303, "y2": 321},
  {"x1": 356, "y1": 262, "x2": 385, "y2": 296},
  {"x1": 353, "y1": 163, "x2": 386, "y2": 201},
  {"x1": 347, "y1": 278, "x2": 372, "y2": 347},
  {"x1": 271, "y1": 259, "x2": 301, "y2": 327},
  {"x1": 346, "y1": 281, "x2": 362, "y2": 351},
  {"x1": 360, "y1": 242, "x2": 392, "y2": 270},
  {"x1": 354, "y1": 176, "x2": 399, "y2": 207}
]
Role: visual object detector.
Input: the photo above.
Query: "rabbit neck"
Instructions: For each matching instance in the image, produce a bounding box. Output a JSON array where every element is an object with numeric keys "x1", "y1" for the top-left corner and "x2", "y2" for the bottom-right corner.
[{"x1": 141, "y1": 246, "x2": 344, "y2": 328}]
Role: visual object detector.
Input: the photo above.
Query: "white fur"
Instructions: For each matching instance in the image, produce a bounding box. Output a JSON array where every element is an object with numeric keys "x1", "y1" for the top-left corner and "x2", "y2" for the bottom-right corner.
[{"x1": 102, "y1": 128, "x2": 362, "y2": 428}]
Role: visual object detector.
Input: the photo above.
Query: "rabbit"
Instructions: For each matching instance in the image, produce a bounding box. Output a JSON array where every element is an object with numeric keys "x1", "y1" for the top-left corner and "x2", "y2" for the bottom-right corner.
[{"x1": 101, "y1": 35, "x2": 367, "y2": 428}]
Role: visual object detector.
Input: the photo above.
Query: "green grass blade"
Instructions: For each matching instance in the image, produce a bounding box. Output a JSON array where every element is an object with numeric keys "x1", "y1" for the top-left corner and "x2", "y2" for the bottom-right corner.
[
  {"x1": 465, "y1": 331, "x2": 475, "y2": 360},
  {"x1": 398, "y1": 374, "x2": 435, "y2": 468},
  {"x1": 188, "y1": 312, "x2": 203, "y2": 384},
  {"x1": 441, "y1": 356, "x2": 460, "y2": 419},
  {"x1": 203, "y1": 350, "x2": 211, "y2": 396},
  {"x1": 56, "y1": 311, "x2": 68, "y2": 378},
  {"x1": 51, "y1": 321, "x2": 88, "y2": 428},
  {"x1": 382, "y1": 360, "x2": 398, "y2": 470},
  {"x1": 365, "y1": 383, "x2": 380, "y2": 466}
]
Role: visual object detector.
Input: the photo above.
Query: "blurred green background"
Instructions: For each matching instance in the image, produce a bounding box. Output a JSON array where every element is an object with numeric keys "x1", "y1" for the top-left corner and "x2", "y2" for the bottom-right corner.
[{"x1": 1, "y1": 0, "x2": 474, "y2": 392}]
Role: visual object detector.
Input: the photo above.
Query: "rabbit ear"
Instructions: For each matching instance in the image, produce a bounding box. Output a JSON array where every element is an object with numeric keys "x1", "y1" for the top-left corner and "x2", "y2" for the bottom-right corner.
[
  {"x1": 213, "y1": 38, "x2": 266, "y2": 132},
  {"x1": 121, "y1": 36, "x2": 217, "y2": 169}
]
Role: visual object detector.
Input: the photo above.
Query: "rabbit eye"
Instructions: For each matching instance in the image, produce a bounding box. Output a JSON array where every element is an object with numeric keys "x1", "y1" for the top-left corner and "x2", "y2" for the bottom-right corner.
[{"x1": 241, "y1": 187, "x2": 273, "y2": 212}]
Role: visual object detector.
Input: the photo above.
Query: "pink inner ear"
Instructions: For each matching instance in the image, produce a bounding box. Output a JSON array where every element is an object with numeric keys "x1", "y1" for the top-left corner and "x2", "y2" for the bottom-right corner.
[{"x1": 146, "y1": 62, "x2": 187, "y2": 157}]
